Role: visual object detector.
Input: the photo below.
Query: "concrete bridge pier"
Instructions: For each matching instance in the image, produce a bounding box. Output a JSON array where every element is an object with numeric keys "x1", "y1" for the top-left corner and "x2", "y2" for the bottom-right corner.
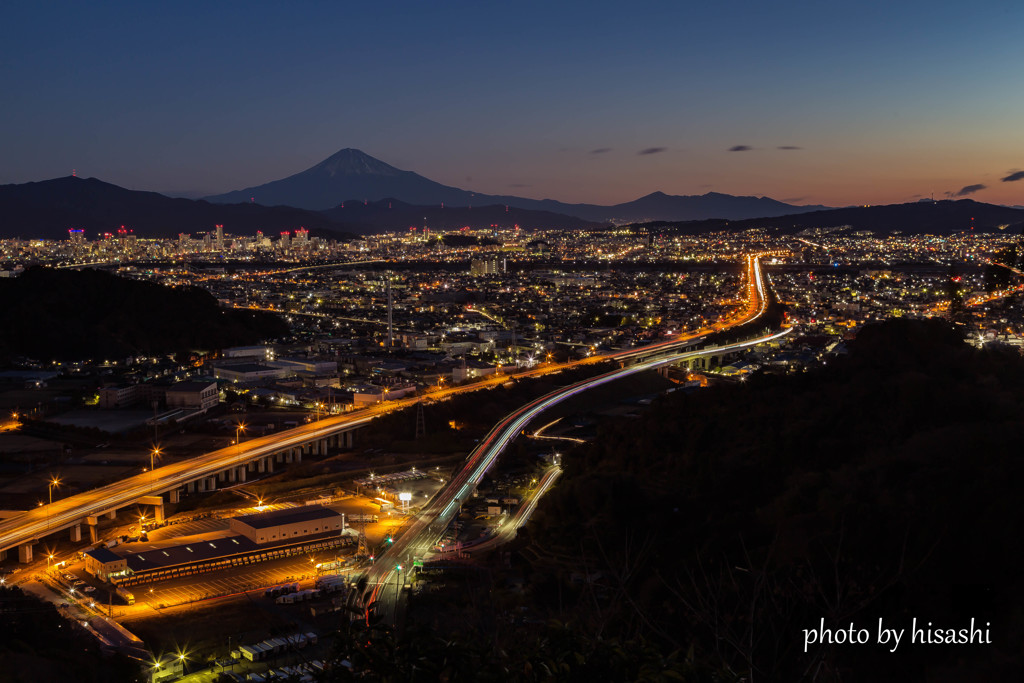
[
  {"x1": 137, "y1": 496, "x2": 164, "y2": 524},
  {"x1": 18, "y1": 542, "x2": 34, "y2": 563},
  {"x1": 85, "y1": 516, "x2": 98, "y2": 543},
  {"x1": 169, "y1": 489, "x2": 180, "y2": 504},
  {"x1": 236, "y1": 466, "x2": 246, "y2": 482},
  {"x1": 69, "y1": 524, "x2": 82, "y2": 542}
]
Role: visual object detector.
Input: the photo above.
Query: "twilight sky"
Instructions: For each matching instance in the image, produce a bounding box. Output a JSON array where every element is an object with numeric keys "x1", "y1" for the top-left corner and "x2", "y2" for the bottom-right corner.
[{"x1": 3, "y1": 0, "x2": 1024, "y2": 207}]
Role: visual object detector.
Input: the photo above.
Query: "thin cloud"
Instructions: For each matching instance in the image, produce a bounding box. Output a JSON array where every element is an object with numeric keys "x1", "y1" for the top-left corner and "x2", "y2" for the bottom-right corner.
[
  {"x1": 954, "y1": 184, "x2": 986, "y2": 197},
  {"x1": 777, "y1": 145, "x2": 802, "y2": 150},
  {"x1": 589, "y1": 147, "x2": 612, "y2": 154},
  {"x1": 1002, "y1": 170, "x2": 1024, "y2": 182},
  {"x1": 638, "y1": 147, "x2": 666, "y2": 155},
  {"x1": 729, "y1": 145, "x2": 753, "y2": 152}
]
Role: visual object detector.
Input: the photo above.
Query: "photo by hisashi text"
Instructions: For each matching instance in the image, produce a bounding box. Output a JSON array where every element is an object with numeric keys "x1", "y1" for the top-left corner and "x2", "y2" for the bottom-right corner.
[{"x1": 803, "y1": 618, "x2": 991, "y2": 653}]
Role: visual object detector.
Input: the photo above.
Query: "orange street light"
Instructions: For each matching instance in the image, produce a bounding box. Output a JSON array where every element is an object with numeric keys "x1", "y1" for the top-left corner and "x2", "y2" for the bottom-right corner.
[
  {"x1": 235, "y1": 423, "x2": 247, "y2": 454},
  {"x1": 46, "y1": 476, "x2": 61, "y2": 531},
  {"x1": 149, "y1": 445, "x2": 162, "y2": 493}
]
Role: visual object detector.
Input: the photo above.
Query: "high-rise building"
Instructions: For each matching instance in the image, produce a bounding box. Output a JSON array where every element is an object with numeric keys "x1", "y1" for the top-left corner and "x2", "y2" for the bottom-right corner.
[
  {"x1": 215, "y1": 224, "x2": 224, "y2": 251},
  {"x1": 470, "y1": 258, "x2": 505, "y2": 276}
]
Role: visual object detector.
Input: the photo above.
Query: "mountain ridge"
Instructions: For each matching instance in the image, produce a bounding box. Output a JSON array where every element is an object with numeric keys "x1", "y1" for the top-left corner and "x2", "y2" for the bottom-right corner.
[
  {"x1": 0, "y1": 176, "x2": 342, "y2": 240},
  {"x1": 0, "y1": 175, "x2": 599, "y2": 240},
  {"x1": 633, "y1": 198, "x2": 1024, "y2": 236},
  {"x1": 203, "y1": 147, "x2": 832, "y2": 222}
]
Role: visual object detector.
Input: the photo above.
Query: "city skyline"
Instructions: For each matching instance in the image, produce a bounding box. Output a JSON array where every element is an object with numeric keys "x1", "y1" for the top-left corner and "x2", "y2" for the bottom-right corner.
[{"x1": 3, "y1": 1, "x2": 1024, "y2": 207}]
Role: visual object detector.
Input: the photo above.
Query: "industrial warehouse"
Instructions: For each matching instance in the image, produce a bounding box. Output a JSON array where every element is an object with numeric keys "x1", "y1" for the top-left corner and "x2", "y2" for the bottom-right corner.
[{"x1": 83, "y1": 506, "x2": 353, "y2": 586}]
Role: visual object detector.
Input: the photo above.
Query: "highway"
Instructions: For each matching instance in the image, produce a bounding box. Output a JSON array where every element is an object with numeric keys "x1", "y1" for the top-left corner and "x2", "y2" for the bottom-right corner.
[
  {"x1": 463, "y1": 464, "x2": 564, "y2": 555},
  {"x1": 363, "y1": 325, "x2": 792, "y2": 623},
  {"x1": 362, "y1": 254, "x2": 784, "y2": 623},
  {"x1": 0, "y1": 254, "x2": 770, "y2": 563}
]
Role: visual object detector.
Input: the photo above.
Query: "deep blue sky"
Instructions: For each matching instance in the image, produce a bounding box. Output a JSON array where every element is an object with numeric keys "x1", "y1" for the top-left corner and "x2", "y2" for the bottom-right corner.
[{"x1": 3, "y1": 0, "x2": 1023, "y2": 205}]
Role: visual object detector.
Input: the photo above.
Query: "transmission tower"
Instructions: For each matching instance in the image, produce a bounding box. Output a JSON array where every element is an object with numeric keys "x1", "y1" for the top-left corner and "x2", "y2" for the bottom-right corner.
[
  {"x1": 356, "y1": 525, "x2": 369, "y2": 558},
  {"x1": 414, "y1": 402, "x2": 426, "y2": 440}
]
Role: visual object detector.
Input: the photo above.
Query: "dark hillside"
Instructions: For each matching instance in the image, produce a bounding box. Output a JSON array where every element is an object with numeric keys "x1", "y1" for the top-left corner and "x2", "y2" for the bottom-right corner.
[
  {"x1": 0, "y1": 268, "x2": 288, "y2": 363},
  {"x1": 527, "y1": 317, "x2": 1023, "y2": 680}
]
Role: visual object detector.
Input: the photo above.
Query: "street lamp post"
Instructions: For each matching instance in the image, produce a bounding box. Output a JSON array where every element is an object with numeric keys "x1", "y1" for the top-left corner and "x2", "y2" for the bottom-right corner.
[
  {"x1": 235, "y1": 423, "x2": 246, "y2": 455},
  {"x1": 47, "y1": 476, "x2": 61, "y2": 532},
  {"x1": 149, "y1": 446, "x2": 161, "y2": 494}
]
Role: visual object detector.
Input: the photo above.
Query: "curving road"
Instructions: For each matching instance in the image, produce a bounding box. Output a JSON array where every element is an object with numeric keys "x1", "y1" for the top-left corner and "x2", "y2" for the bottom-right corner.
[
  {"x1": 1, "y1": 255, "x2": 770, "y2": 563},
  {"x1": 463, "y1": 464, "x2": 564, "y2": 555},
  {"x1": 363, "y1": 254, "x2": 784, "y2": 623}
]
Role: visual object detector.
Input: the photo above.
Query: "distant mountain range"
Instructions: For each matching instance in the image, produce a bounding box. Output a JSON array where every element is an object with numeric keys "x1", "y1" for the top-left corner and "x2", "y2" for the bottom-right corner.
[
  {"x1": 0, "y1": 176, "x2": 602, "y2": 240},
  {"x1": 3, "y1": 155, "x2": 1023, "y2": 241},
  {"x1": 0, "y1": 176, "x2": 341, "y2": 240},
  {"x1": 639, "y1": 199, "x2": 1024, "y2": 236},
  {"x1": 204, "y1": 147, "x2": 831, "y2": 222}
]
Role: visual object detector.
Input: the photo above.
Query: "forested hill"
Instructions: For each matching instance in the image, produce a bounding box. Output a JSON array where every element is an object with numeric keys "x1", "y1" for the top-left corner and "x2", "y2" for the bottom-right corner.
[
  {"x1": 527, "y1": 317, "x2": 1023, "y2": 680},
  {"x1": 0, "y1": 268, "x2": 288, "y2": 363}
]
